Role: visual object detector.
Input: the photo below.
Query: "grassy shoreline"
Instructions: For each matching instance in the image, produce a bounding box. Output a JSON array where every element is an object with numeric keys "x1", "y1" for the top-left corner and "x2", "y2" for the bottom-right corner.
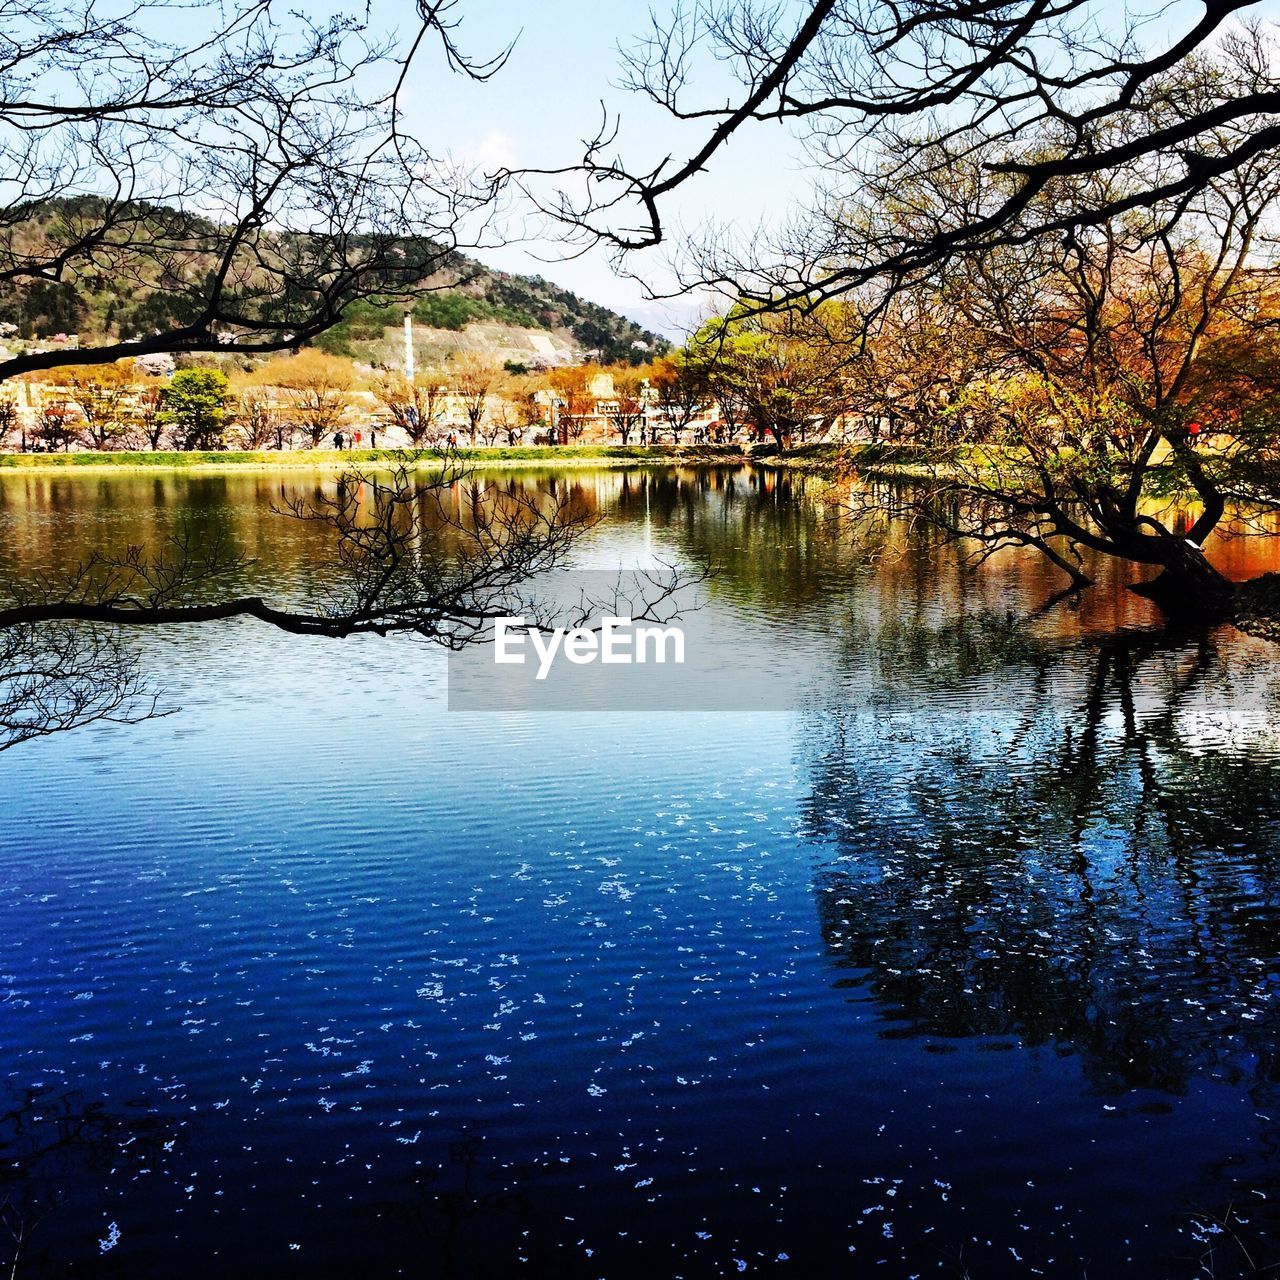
[
  {"x1": 0, "y1": 441, "x2": 941, "y2": 477},
  {"x1": 0, "y1": 443, "x2": 759, "y2": 473}
]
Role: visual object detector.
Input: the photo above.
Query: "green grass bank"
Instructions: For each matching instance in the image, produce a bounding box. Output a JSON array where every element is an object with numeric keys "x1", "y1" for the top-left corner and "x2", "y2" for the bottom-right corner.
[
  {"x1": 0, "y1": 442, "x2": 934, "y2": 476},
  {"x1": 0, "y1": 443, "x2": 765, "y2": 473}
]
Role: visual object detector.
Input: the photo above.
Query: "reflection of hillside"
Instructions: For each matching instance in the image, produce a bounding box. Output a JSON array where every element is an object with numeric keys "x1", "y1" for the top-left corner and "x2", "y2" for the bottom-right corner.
[
  {"x1": 0, "y1": 469, "x2": 604, "y2": 607},
  {"x1": 6, "y1": 467, "x2": 1278, "y2": 638},
  {"x1": 614, "y1": 468, "x2": 867, "y2": 612}
]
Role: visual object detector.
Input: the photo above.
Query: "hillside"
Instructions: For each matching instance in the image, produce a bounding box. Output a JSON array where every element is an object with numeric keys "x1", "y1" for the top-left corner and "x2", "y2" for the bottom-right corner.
[
  {"x1": 312, "y1": 268, "x2": 669, "y2": 368},
  {"x1": 0, "y1": 199, "x2": 669, "y2": 369}
]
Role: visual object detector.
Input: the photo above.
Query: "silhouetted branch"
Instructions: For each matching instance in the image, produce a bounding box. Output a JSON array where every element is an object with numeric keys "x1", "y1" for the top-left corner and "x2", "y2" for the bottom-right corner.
[
  {"x1": 0, "y1": 621, "x2": 160, "y2": 751},
  {"x1": 522, "y1": 2, "x2": 1280, "y2": 311},
  {"x1": 0, "y1": 450, "x2": 708, "y2": 651},
  {"x1": 0, "y1": 0, "x2": 515, "y2": 376}
]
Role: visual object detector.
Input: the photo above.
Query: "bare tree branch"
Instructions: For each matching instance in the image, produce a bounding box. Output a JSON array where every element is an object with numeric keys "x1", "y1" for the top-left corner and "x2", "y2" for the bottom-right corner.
[
  {"x1": 0, "y1": 0, "x2": 515, "y2": 376},
  {"x1": 522, "y1": 2, "x2": 1280, "y2": 311}
]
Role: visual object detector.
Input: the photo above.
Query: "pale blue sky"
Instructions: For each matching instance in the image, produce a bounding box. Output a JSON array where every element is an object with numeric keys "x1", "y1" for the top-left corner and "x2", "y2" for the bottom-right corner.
[
  {"x1": 378, "y1": 0, "x2": 1280, "y2": 337},
  {"x1": 397, "y1": 1, "x2": 806, "y2": 336}
]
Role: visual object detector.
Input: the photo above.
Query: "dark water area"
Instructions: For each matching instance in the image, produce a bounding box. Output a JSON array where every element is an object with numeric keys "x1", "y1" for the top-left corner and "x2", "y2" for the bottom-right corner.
[{"x1": 0, "y1": 466, "x2": 1278, "y2": 1278}]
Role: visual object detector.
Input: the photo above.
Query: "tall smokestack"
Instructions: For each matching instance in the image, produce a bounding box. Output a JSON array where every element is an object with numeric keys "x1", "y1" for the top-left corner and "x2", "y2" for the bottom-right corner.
[{"x1": 403, "y1": 313, "x2": 415, "y2": 384}]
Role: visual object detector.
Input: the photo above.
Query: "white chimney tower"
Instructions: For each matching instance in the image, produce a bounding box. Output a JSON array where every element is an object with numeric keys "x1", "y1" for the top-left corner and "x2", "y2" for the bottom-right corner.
[{"x1": 403, "y1": 313, "x2": 415, "y2": 383}]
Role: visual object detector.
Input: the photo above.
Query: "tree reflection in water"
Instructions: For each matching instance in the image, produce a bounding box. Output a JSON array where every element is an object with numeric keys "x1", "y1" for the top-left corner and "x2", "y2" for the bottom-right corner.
[
  {"x1": 0, "y1": 1086, "x2": 182, "y2": 1277},
  {"x1": 363, "y1": 1130, "x2": 545, "y2": 1280},
  {"x1": 0, "y1": 623, "x2": 158, "y2": 752},
  {"x1": 802, "y1": 618, "x2": 1280, "y2": 1273},
  {"x1": 4, "y1": 469, "x2": 1280, "y2": 1275}
]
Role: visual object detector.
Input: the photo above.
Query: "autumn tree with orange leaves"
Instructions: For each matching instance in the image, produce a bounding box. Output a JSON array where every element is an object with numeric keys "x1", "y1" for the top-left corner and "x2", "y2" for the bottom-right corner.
[{"x1": 841, "y1": 107, "x2": 1280, "y2": 618}]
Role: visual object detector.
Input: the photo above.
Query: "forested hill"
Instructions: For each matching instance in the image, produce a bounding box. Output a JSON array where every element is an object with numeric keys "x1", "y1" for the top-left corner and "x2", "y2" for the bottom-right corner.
[
  {"x1": 0, "y1": 199, "x2": 669, "y2": 367},
  {"x1": 313, "y1": 268, "x2": 668, "y2": 366}
]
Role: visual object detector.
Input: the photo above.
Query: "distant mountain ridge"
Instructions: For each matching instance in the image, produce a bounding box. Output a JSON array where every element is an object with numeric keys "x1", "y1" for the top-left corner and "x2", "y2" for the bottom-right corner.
[{"x1": 0, "y1": 198, "x2": 669, "y2": 368}]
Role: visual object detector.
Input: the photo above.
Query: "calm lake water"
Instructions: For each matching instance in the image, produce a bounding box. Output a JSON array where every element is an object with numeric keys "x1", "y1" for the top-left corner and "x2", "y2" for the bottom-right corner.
[{"x1": 1, "y1": 465, "x2": 1278, "y2": 1278}]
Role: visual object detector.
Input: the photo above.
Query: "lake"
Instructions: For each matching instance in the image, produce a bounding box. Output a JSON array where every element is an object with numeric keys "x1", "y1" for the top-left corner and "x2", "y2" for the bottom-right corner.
[{"x1": 1, "y1": 465, "x2": 1278, "y2": 1278}]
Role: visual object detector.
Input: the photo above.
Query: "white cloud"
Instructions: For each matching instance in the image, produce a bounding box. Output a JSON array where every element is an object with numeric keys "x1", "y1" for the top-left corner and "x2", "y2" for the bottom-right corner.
[{"x1": 459, "y1": 129, "x2": 517, "y2": 174}]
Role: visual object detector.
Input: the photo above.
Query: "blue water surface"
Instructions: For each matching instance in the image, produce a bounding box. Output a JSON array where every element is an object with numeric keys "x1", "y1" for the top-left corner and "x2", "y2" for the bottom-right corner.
[{"x1": 0, "y1": 467, "x2": 1278, "y2": 1278}]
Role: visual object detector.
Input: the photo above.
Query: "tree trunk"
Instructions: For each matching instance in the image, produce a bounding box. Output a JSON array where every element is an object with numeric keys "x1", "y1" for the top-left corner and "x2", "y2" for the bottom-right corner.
[{"x1": 1128, "y1": 542, "x2": 1237, "y2": 618}]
